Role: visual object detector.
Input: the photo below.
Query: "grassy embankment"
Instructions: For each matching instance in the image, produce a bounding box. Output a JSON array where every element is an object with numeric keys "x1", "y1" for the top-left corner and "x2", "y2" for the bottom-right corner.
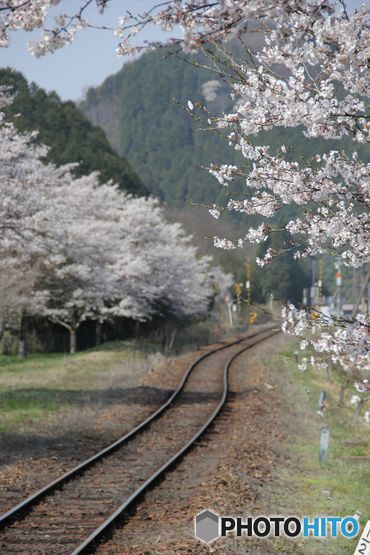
[
  {"x1": 2, "y1": 328, "x2": 367, "y2": 555},
  {"x1": 0, "y1": 342, "x2": 162, "y2": 433},
  {"x1": 0, "y1": 315, "x2": 236, "y2": 434},
  {"x1": 269, "y1": 342, "x2": 370, "y2": 555}
]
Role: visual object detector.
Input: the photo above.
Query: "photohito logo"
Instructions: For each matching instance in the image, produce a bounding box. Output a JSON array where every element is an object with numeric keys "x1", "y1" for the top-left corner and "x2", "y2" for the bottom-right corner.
[{"x1": 194, "y1": 510, "x2": 361, "y2": 544}]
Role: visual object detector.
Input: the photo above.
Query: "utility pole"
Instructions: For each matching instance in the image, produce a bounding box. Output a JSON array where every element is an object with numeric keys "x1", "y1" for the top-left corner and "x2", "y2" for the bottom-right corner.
[
  {"x1": 310, "y1": 256, "x2": 318, "y2": 308},
  {"x1": 352, "y1": 267, "x2": 370, "y2": 317},
  {"x1": 312, "y1": 257, "x2": 316, "y2": 288},
  {"x1": 352, "y1": 268, "x2": 359, "y2": 313},
  {"x1": 318, "y1": 258, "x2": 324, "y2": 306},
  {"x1": 334, "y1": 259, "x2": 342, "y2": 316},
  {"x1": 246, "y1": 258, "x2": 251, "y2": 325},
  {"x1": 224, "y1": 294, "x2": 233, "y2": 327},
  {"x1": 234, "y1": 282, "x2": 242, "y2": 325}
]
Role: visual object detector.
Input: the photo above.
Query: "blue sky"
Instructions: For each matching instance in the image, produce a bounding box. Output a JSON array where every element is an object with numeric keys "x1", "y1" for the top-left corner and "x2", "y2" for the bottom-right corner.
[
  {"x1": 0, "y1": 0, "x2": 365, "y2": 101},
  {"x1": 0, "y1": 0, "x2": 171, "y2": 100}
]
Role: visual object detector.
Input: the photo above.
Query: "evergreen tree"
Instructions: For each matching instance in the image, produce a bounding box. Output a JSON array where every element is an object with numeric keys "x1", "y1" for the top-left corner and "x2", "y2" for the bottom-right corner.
[
  {"x1": 0, "y1": 68, "x2": 147, "y2": 196},
  {"x1": 80, "y1": 46, "x2": 367, "y2": 210}
]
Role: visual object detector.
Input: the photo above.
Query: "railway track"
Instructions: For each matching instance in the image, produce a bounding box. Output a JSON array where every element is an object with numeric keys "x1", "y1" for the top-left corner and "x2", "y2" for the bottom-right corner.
[{"x1": 0, "y1": 325, "x2": 277, "y2": 554}]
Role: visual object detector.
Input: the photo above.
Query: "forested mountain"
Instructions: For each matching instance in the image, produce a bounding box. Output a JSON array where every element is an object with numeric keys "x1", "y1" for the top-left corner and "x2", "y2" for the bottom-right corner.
[
  {"x1": 0, "y1": 61, "x2": 355, "y2": 304},
  {"x1": 80, "y1": 46, "x2": 367, "y2": 302},
  {"x1": 80, "y1": 46, "x2": 366, "y2": 209},
  {"x1": 0, "y1": 68, "x2": 147, "y2": 196},
  {"x1": 81, "y1": 48, "x2": 237, "y2": 206}
]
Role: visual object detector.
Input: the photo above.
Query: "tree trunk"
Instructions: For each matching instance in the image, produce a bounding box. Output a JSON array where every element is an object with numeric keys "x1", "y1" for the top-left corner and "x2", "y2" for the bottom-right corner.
[
  {"x1": 69, "y1": 328, "x2": 77, "y2": 354},
  {"x1": 96, "y1": 321, "x2": 102, "y2": 346},
  {"x1": 162, "y1": 322, "x2": 167, "y2": 355},
  {"x1": 168, "y1": 328, "x2": 177, "y2": 351},
  {"x1": 18, "y1": 339, "x2": 27, "y2": 358},
  {"x1": 18, "y1": 315, "x2": 28, "y2": 358}
]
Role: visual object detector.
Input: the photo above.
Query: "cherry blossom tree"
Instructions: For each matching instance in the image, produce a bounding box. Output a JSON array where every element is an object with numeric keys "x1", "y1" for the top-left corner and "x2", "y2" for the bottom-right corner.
[
  {"x1": 33, "y1": 176, "x2": 214, "y2": 353},
  {"x1": 0, "y1": 89, "x2": 215, "y2": 353},
  {"x1": 114, "y1": 195, "x2": 213, "y2": 321},
  {"x1": 30, "y1": 174, "x2": 126, "y2": 353},
  {"x1": 1, "y1": 2, "x2": 368, "y2": 412},
  {"x1": 0, "y1": 87, "x2": 73, "y2": 352}
]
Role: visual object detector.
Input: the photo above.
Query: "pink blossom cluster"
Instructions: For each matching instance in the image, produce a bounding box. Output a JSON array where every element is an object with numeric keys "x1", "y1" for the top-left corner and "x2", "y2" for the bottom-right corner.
[
  {"x1": 1, "y1": 1, "x2": 368, "y2": 419},
  {"x1": 0, "y1": 90, "x2": 224, "y2": 339}
]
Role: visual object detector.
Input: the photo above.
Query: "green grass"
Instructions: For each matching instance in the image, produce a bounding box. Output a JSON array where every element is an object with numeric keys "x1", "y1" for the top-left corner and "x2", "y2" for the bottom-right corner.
[
  {"x1": 0, "y1": 344, "x2": 149, "y2": 432},
  {"x1": 0, "y1": 352, "x2": 65, "y2": 371},
  {"x1": 268, "y1": 343, "x2": 370, "y2": 554},
  {"x1": 0, "y1": 320, "x2": 227, "y2": 433}
]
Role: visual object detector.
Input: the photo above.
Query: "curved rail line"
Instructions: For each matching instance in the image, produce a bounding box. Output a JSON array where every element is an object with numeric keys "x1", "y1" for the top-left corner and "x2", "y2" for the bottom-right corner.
[
  {"x1": 0, "y1": 325, "x2": 277, "y2": 554},
  {"x1": 73, "y1": 326, "x2": 277, "y2": 555},
  {"x1": 0, "y1": 326, "x2": 270, "y2": 529}
]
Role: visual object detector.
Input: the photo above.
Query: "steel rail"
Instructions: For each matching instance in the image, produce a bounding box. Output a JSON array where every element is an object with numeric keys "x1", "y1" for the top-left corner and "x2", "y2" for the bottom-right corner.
[
  {"x1": 0, "y1": 325, "x2": 274, "y2": 530},
  {"x1": 72, "y1": 327, "x2": 278, "y2": 555}
]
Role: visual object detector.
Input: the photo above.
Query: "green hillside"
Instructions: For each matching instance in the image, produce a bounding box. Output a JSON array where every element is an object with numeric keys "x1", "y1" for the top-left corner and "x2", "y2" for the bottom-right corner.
[
  {"x1": 79, "y1": 46, "x2": 368, "y2": 302},
  {"x1": 80, "y1": 46, "x2": 366, "y2": 210},
  {"x1": 81, "y1": 48, "x2": 239, "y2": 206},
  {"x1": 0, "y1": 68, "x2": 147, "y2": 196}
]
